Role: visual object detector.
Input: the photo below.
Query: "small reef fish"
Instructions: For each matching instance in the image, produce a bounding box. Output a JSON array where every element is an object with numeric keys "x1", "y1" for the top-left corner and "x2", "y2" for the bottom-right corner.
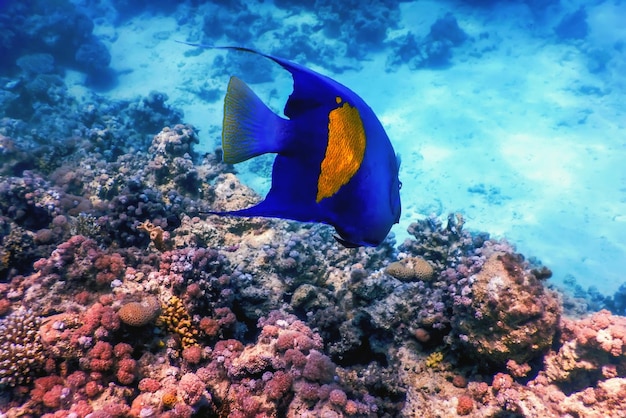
[{"x1": 183, "y1": 44, "x2": 402, "y2": 247}]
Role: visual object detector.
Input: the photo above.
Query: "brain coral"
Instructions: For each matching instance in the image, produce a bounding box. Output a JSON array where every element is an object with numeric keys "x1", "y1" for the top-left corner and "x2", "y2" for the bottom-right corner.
[
  {"x1": 452, "y1": 252, "x2": 561, "y2": 367},
  {"x1": 385, "y1": 256, "x2": 435, "y2": 281},
  {"x1": 118, "y1": 296, "x2": 161, "y2": 327}
]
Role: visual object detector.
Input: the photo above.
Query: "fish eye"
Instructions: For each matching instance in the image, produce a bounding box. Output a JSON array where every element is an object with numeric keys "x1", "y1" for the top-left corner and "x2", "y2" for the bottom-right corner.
[{"x1": 399, "y1": 181, "x2": 402, "y2": 190}]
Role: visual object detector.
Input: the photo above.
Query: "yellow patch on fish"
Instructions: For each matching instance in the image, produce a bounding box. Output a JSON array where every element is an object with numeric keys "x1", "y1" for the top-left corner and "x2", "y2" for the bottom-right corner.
[{"x1": 316, "y1": 98, "x2": 366, "y2": 202}]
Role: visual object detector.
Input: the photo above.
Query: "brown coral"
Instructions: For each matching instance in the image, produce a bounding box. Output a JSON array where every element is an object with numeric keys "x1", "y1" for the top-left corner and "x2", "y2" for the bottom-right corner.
[
  {"x1": 452, "y1": 252, "x2": 561, "y2": 366},
  {"x1": 385, "y1": 256, "x2": 435, "y2": 281},
  {"x1": 0, "y1": 308, "x2": 43, "y2": 387},
  {"x1": 137, "y1": 220, "x2": 170, "y2": 252},
  {"x1": 118, "y1": 296, "x2": 161, "y2": 327}
]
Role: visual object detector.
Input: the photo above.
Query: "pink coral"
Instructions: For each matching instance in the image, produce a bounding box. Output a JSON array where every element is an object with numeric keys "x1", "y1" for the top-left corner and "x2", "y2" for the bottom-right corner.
[
  {"x1": 266, "y1": 371, "x2": 293, "y2": 400},
  {"x1": 85, "y1": 380, "x2": 103, "y2": 398},
  {"x1": 69, "y1": 399, "x2": 94, "y2": 417},
  {"x1": 94, "y1": 252, "x2": 125, "y2": 286},
  {"x1": 66, "y1": 371, "x2": 87, "y2": 390},
  {"x1": 456, "y1": 395, "x2": 474, "y2": 415},
  {"x1": 302, "y1": 350, "x2": 336, "y2": 383},
  {"x1": 31, "y1": 376, "x2": 64, "y2": 404},
  {"x1": 186, "y1": 282, "x2": 202, "y2": 298},
  {"x1": 34, "y1": 236, "x2": 125, "y2": 288},
  {"x1": 329, "y1": 388, "x2": 347, "y2": 407},
  {"x1": 99, "y1": 306, "x2": 120, "y2": 331},
  {"x1": 492, "y1": 373, "x2": 513, "y2": 392},
  {"x1": 114, "y1": 342, "x2": 133, "y2": 358},
  {"x1": 74, "y1": 290, "x2": 91, "y2": 305},
  {"x1": 215, "y1": 307, "x2": 236, "y2": 328},
  {"x1": 88, "y1": 341, "x2": 113, "y2": 372},
  {"x1": 138, "y1": 377, "x2": 162, "y2": 392},
  {"x1": 100, "y1": 401, "x2": 131, "y2": 417},
  {"x1": 344, "y1": 400, "x2": 359, "y2": 415},
  {"x1": 284, "y1": 348, "x2": 307, "y2": 368},
  {"x1": 193, "y1": 311, "x2": 367, "y2": 417},
  {"x1": 296, "y1": 381, "x2": 321, "y2": 401},
  {"x1": 69, "y1": 302, "x2": 118, "y2": 347},
  {"x1": 182, "y1": 345, "x2": 204, "y2": 364},
  {"x1": 199, "y1": 316, "x2": 220, "y2": 337},
  {"x1": 42, "y1": 384, "x2": 65, "y2": 409},
  {"x1": 545, "y1": 310, "x2": 626, "y2": 384},
  {"x1": 179, "y1": 372, "x2": 207, "y2": 406},
  {"x1": 116, "y1": 358, "x2": 136, "y2": 385},
  {"x1": 275, "y1": 330, "x2": 300, "y2": 351},
  {"x1": 166, "y1": 403, "x2": 194, "y2": 418},
  {"x1": 212, "y1": 339, "x2": 244, "y2": 369}
]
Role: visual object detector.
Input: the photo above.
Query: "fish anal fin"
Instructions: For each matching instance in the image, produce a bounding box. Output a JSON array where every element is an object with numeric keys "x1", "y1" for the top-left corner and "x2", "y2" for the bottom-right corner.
[{"x1": 333, "y1": 235, "x2": 361, "y2": 248}]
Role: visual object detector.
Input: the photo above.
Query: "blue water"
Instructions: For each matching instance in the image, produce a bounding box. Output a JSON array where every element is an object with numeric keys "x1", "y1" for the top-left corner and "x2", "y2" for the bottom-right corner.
[{"x1": 1, "y1": 0, "x2": 625, "y2": 296}]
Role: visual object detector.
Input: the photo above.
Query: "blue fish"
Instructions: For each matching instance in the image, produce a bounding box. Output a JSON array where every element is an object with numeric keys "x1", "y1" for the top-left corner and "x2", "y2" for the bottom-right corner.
[{"x1": 187, "y1": 45, "x2": 401, "y2": 247}]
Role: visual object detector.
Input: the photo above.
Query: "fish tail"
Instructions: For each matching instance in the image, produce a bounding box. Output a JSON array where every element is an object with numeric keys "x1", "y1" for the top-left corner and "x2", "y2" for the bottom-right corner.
[{"x1": 222, "y1": 76, "x2": 287, "y2": 164}]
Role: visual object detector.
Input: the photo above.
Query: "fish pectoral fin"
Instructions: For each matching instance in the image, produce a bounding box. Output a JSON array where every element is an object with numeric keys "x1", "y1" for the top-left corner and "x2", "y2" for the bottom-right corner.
[
  {"x1": 333, "y1": 235, "x2": 361, "y2": 248},
  {"x1": 222, "y1": 76, "x2": 288, "y2": 164}
]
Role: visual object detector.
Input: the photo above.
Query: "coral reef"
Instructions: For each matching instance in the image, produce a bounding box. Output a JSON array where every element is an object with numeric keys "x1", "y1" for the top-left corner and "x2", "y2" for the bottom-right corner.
[
  {"x1": 0, "y1": 0, "x2": 113, "y2": 84},
  {"x1": 387, "y1": 13, "x2": 468, "y2": 71},
  {"x1": 1, "y1": 103, "x2": 623, "y2": 415},
  {"x1": 194, "y1": 0, "x2": 402, "y2": 74},
  {"x1": 0, "y1": 4, "x2": 623, "y2": 416}
]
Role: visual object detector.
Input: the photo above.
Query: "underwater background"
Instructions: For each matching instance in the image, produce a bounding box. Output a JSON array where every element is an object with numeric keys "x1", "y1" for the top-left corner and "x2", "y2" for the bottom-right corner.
[{"x1": 1, "y1": 0, "x2": 625, "y2": 417}]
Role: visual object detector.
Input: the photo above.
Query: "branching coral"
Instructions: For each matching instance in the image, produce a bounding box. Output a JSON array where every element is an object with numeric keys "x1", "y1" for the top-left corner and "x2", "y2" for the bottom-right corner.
[
  {"x1": 0, "y1": 308, "x2": 44, "y2": 387},
  {"x1": 425, "y1": 351, "x2": 445, "y2": 369},
  {"x1": 137, "y1": 220, "x2": 170, "y2": 252},
  {"x1": 157, "y1": 295, "x2": 198, "y2": 348}
]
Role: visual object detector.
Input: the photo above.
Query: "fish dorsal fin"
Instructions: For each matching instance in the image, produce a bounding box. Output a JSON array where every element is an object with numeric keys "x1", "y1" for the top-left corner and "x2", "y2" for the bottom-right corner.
[
  {"x1": 217, "y1": 48, "x2": 332, "y2": 119},
  {"x1": 222, "y1": 76, "x2": 287, "y2": 164},
  {"x1": 214, "y1": 47, "x2": 336, "y2": 119},
  {"x1": 227, "y1": 52, "x2": 333, "y2": 119},
  {"x1": 175, "y1": 43, "x2": 334, "y2": 119},
  {"x1": 273, "y1": 61, "x2": 336, "y2": 119}
]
